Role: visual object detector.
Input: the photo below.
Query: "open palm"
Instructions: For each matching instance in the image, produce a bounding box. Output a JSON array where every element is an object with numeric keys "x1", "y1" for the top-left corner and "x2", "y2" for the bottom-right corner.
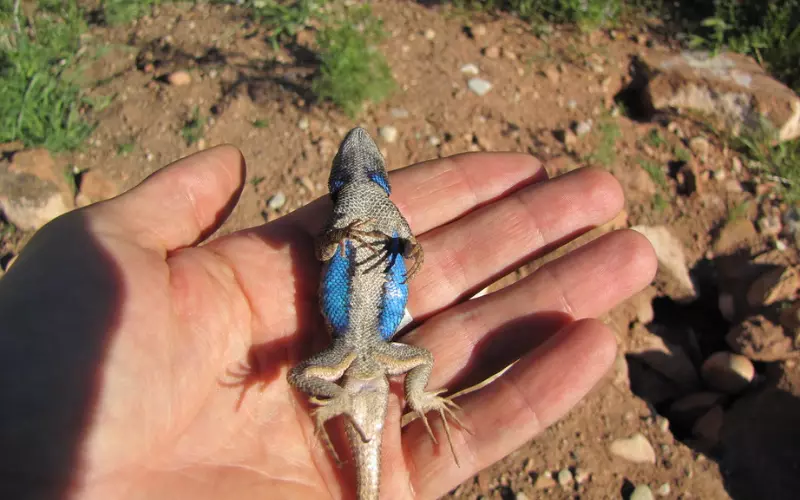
[{"x1": 0, "y1": 145, "x2": 655, "y2": 499}]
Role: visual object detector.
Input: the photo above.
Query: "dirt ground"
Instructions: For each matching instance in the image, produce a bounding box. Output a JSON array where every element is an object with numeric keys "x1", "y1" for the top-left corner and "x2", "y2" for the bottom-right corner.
[{"x1": 9, "y1": 1, "x2": 800, "y2": 498}]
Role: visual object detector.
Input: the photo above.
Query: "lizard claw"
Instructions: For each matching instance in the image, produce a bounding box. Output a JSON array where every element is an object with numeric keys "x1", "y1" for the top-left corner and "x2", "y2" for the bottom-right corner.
[
  {"x1": 309, "y1": 393, "x2": 369, "y2": 466},
  {"x1": 404, "y1": 389, "x2": 467, "y2": 467},
  {"x1": 317, "y1": 218, "x2": 388, "y2": 261},
  {"x1": 401, "y1": 238, "x2": 424, "y2": 283}
]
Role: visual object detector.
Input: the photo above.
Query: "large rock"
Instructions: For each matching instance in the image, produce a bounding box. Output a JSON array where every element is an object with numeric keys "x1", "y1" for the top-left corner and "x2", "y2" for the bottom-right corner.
[
  {"x1": 727, "y1": 315, "x2": 798, "y2": 361},
  {"x1": 637, "y1": 51, "x2": 800, "y2": 142},
  {"x1": 0, "y1": 148, "x2": 74, "y2": 230},
  {"x1": 632, "y1": 225, "x2": 697, "y2": 302},
  {"x1": 628, "y1": 324, "x2": 700, "y2": 389}
]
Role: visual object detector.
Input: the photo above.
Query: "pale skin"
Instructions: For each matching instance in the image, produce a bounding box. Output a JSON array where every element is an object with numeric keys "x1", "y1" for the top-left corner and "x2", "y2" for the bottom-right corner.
[{"x1": 0, "y1": 145, "x2": 656, "y2": 500}]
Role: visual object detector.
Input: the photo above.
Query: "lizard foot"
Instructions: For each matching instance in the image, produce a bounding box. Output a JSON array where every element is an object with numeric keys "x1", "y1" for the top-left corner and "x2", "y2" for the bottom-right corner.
[
  {"x1": 309, "y1": 395, "x2": 370, "y2": 466},
  {"x1": 401, "y1": 238, "x2": 424, "y2": 283},
  {"x1": 404, "y1": 389, "x2": 466, "y2": 466},
  {"x1": 316, "y1": 219, "x2": 388, "y2": 261}
]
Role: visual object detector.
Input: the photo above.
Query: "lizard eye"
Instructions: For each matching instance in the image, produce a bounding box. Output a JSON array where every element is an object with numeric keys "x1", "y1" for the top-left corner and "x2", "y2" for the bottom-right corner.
[{"x1": 369, "y1": 172, "x2": 391, "y2": 195}]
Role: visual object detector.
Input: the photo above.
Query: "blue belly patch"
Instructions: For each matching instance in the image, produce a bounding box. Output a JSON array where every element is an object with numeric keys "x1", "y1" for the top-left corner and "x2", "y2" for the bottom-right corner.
[
  {"x1": 321, "y1": 241, "x2": 353, "y2": 336},
  {"x1": 378, "y1": 235, "x2": 408, "y2": 340}
]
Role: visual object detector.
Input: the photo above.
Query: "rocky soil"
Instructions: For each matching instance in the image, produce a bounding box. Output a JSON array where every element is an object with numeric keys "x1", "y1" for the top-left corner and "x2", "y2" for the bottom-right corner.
[{"x1": 2, "y1": 2, "x2": 800, "y2": 499}]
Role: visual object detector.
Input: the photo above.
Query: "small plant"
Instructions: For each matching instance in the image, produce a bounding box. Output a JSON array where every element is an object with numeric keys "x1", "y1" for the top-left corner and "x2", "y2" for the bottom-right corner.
[
  {"x1": 645, "y1": 128, "x2": 666, "y2": 149},
  {"x1": 249, "y1": 176, "x2": 266, "y2": 187},
  {"x1": 312, "y1": 5, "x2": 394, "y2": 117},
  {"x1": 0, "y1": 1, "x2": 94, "y2": 151},
  {"x1": 639, "y1": 158, "x2": 669, "y2": 191},
  {"x1": 727, "y1": 200, "x2": 751, "y2": 222},
  {"x1": 674, "y1": 146, "x2": 692, "y2": 163},
  {"x1": 117, "y1": 141, "x2": 135, "y2": 156},
  {"x1": 734, "y1": 125, "x2": 800, "y2": 203},
  {"x1": 101, "y1": 0, "x2": 165, "y2": 24},
  {"x1": 585, "y1": 119, "x2": 621, "y2": 166},
  {"x1": 252, "y1": 118, "x2": 270, "y2": 128},
  {"x1": 181, "y1": 106, "x2": 205, "y2": 146},
  {"x1": 652, "y1": 192, "x2": 668, "y2": 213}
]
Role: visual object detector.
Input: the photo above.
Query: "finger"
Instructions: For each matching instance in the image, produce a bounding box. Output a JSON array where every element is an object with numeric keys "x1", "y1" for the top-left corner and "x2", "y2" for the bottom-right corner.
[
  {"x1": 408, "y1": 318, "x2": 617, "y2": 498},
  {"x1": 408, "y1": 167, "x2": 624, "y2": 318},
  {"x1": 89, "y1": 145, "x2": 246, "y2": 254},
  {"x1": 287, "y1": 152, "x2": 547, "y2": 235},
  {"x1": 405, "y1": 229, "x2": 655, "y2": 389}
]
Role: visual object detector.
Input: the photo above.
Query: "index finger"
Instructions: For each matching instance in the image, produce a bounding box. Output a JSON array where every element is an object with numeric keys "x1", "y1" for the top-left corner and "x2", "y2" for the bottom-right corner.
[{"x1": 287, "y1": 152, "x2": 547, "y2": 236}]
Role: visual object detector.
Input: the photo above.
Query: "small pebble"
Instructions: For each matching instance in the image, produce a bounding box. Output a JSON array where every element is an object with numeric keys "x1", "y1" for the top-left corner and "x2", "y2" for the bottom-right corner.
[
  {"x1": 297, "y1": 117, "x2": 309, "y2": 131},
  {"x1": 378, "y1": 126, "x2": 398, "y2": 143},
  {"x1": 483, "y1": 46, "x2": 501, "y2": 58},
  {"x1": 390, "y1": 108, "x2": 409, "y2": 118},
  {"x1": 514, "y1": 492, "x2": 530, "y2": 500},
  {"x1": 575, "y1": 119, "x2": 593, "y2": 136},
  {"x1": 167, "y1": 70, "x2": 191, "y2": 86},
  {"x1": 471, "y1": 24, "x2": 487, "y2": 37},
  {"x1": 428, "y1": 135, "x2": 441, "y2": 146},
  {"x1": 424, "y1": 28, "x2": 436, "y2": 40},
  {"x1": 574, "y1": 468, "x2": 590, "y2": 484},
  {"x1": 557, "y1": 468, "x2": 573, "y2": 487},
  {"x1": 460, "y1": 63, "x2": 480, "y2": 75},
  {"x1": 533, "y1": 471, "x2": 556, "y2": 490},
  {"x1": 467, "y1": 78, "x2": 493, "y2": 96},
  {"x1": 656, "y1": 483, "x2": 671, "y2": 496},
  {"x1": 630, "y1": 484, "x2": 654, "y2": 500},
  {"x1": 701, "y1": 351, "x2": 755, "y2": 394},
  {"x1": 268, "y1": 191, "x2": 286, "y2": 211},
  {"x1": 609, "y1": 433, "x2": 656, "y2": 464},
  {"x1": 567, "y1": 99, "x2": 577, "y2": 110}
]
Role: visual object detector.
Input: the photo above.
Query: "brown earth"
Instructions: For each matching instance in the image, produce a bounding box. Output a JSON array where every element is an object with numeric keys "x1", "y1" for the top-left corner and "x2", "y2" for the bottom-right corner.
[{"x1": 4, "y1": 1, "x2": 800, "y2": 499}]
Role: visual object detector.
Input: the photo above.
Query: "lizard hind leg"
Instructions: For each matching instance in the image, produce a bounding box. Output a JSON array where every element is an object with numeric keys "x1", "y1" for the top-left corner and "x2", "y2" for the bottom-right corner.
[{"x1": 405, "y1": 388, "x2": 466, "y2": 467}]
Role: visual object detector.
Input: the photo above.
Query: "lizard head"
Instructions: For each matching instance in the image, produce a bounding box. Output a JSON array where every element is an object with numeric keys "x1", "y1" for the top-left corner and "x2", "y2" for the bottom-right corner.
[{"x1": 329, "y1": 127, "x2": 391, "y2": 197}]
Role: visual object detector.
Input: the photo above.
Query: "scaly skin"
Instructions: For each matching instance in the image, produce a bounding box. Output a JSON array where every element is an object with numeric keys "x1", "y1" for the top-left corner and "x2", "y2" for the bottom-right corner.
[{"x1": 287, "y1": 128, "x2": 460, "y2": 499}]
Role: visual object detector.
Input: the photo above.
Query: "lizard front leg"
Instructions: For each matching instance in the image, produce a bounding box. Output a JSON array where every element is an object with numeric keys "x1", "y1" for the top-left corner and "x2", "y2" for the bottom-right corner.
[
  {"x1": 316, "y1": 219, "x2": 388, "y2": 261},
  {"x1": 288, "y1": 343, "x2": 369, "y2": 462},
  {"x1": 373, "y1": 343, "x2": 464, "y2": 464}
]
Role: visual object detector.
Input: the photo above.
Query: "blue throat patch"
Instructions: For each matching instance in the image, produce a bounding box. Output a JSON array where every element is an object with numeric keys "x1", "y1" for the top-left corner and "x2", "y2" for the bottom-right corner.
[
  {"x1": 321, "y1": 241, "x2": 353, "y2": 335},
  {"x1": 378, "y1": 234, "x2": 408, "y2": 340}
]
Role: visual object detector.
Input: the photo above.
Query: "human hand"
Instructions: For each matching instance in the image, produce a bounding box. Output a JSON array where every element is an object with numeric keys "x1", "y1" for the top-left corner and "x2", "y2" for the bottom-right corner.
[{"x1": 0, "y1": 145, "x2": 655, "y2": 499}]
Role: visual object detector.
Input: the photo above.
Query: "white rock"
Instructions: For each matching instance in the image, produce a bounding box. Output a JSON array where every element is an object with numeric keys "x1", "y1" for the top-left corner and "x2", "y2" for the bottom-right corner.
[
  {"x1": 575, "y1": 119, "x2": 593, "y2": 136},
  {"x1": 656, "y1": 483, "x2": 671, "y2": 496},
  {"x1": 701, "y1": 351, "x2": 755, "y2": 394},
  {"x1": 390, "y1": 107, "x2": 409, "y2": 118},
  {"x1": 632, "y1": 225, "x2": 697, "y2": 302},
  {"x1": 467, "y1": 78, "x2": 493, "y2": 96},
  {"x1": 609, "y1": 433, "x2": 656, "y2": 464},
  {"x1": 460, "y1": 63, "x2": 480, "y2": 75},
  {"x1": 630, "y1": 484, "x2": 655, "y2": 500},
  {"x1": 267, "y1": 191, "x2": 286, "y2": 211},
  {"x1": 297, "y1": 117, "x2": 309, "y2": 131},
  {"x1": 557, "y1": 468, "x2": 573, "y2": 486},
  {"x1": 378, "y1": 126, "x2": 398, "y2": 143}
]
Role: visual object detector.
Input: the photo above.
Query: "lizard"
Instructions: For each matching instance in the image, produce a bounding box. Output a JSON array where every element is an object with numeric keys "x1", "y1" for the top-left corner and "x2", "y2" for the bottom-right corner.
[{"x1": 287, "y1": 127, "x2": 462, "y2": 499}]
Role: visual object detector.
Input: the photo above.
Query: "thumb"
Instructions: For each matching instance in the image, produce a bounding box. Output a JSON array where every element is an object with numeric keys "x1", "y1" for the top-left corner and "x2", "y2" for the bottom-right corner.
[{"x1": 89, "y1": 145, "x2": 246, "y2": 255}]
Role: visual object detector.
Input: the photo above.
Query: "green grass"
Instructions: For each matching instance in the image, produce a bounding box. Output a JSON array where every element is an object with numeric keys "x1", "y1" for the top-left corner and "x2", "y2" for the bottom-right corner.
[
  {"x1": 727, "y1": 200, "x2": 750, "y2": 222},
  {"x1": 674, "y1": 146, "x2": 691, "y2": 163},
  {"x1": 311, "y1": 5, "x2": 394, "y2": 117},
  {"x1": 652, "y1": 192, "x2": 668, "y2": 212},
  {"x1": 229, "y1": 0, "x2": 321, "y2": 48},
  {"x1": 117, "y1": 141, "x2": 135, "y2": 156},
  {"x1": 0, "y1": 0, "x2": 93, "y2": 151},
  {"x1": 733, "y1": 128, "x2": 800, "y2": 204},
  {"x1": 101, "y1": 0, "x2": 166, "y2": 24},
  {"x1": 687, "y1": 1, "x2": 800, "y2": 93},
  {"x1": 585, "y1": 118, "x2": 621, "y2": 166},
  {"x1": 639, "y1": 157, "x2": 669, "y2": 190},
  {"x1": 450, "y1": 0, "x2": 623, "y2": 29},
  {"x1": 252, "y1": 118, "x2": 270, "y2": 128},
  {"x1": 645, "y1": 128, "x2": 666, "y2": 149},
  {"x1": 181, "y1": 106, "x2": 205, "y2": 146}
]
